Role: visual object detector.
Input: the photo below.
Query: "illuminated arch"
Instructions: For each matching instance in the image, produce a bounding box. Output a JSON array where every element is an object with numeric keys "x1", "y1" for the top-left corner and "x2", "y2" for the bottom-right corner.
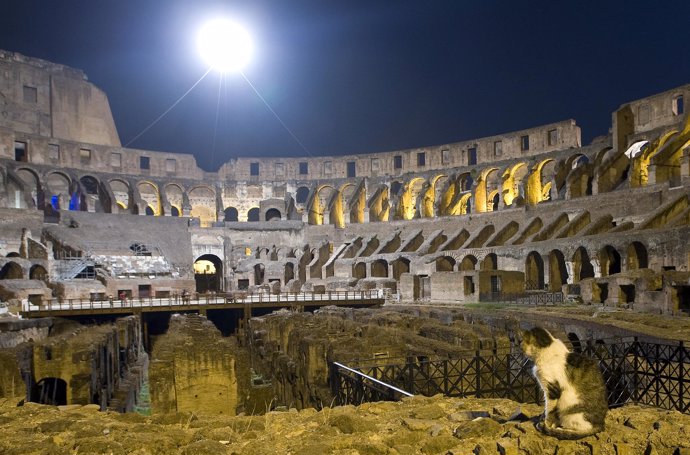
[
  {"x1": 109, "y1": 179, "x2": 130, "y2": 212},
  {"x1": 45, "y1": 172, "x2": 72, "y2": 210},
  {"x1": 396, "y1": 177, "x2": 425, "y2": 220},
  {"x1": 474, "y1": 167, "x2": 499, "y2": 213},
  {"x1": 137, "y1": 181, "x2": 162, "y2": 216},
  {"x1": 501, "y1": 162, "x2": 528, "y2": 207},
  {"x1": 368, "y1": 185, "x2": 390, "y2": 222},
  {"x1": 165, "y1": 183, "x2": 185, "y2": 215},
  {"x1": 188, "y1": 185, "x2": 216, "y2": 226},
  {"x1": 308, "y1": 185, "x2": 336, "y2": 225},
  {"x1": 526, "y1": 159, "x2": 555, "y2": 206}
]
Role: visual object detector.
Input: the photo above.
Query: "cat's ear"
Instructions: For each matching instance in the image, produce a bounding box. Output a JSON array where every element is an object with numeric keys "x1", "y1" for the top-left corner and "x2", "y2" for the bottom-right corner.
[{"x1": 532, "y1": 327, "x2": 553, "y2": 348}]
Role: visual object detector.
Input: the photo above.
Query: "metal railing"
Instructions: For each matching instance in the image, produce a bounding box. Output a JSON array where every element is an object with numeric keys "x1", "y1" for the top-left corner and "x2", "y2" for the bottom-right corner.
[
  {"x1": 331, "y1": 362, "x2": 413, "y2": 405},
  {"x1": 479, "y1": 291, "x2": 564, "y2": 305},
  {"x1": 21, "y1": 290, "x2": 385, "y2": 315},
  {"x1": 331, "y1": 338, "x2": 690, "y2": 414}
]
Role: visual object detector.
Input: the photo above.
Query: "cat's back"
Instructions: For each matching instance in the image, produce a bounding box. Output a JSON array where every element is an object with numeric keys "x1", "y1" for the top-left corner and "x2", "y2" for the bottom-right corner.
[{"x1": 565, "y1": 351, "x2": 608, "y2": 423}]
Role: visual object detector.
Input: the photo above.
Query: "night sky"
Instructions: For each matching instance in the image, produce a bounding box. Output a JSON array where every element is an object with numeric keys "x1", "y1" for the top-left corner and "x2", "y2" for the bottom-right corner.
[{"x1": 2, "y1": 1, "x2": 689, "y2": 171}]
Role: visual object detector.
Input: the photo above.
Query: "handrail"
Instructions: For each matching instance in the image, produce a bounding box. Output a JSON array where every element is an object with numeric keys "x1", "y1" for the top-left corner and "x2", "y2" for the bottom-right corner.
[{"x1": 21, "y1": 289, "x2": 385, "y2": 315}]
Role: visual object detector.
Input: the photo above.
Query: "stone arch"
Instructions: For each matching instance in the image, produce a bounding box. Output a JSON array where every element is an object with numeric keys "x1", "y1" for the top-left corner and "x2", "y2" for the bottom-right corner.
[
  {"x1": 599, "y1": 245, "x2": 622, "y2": 276},
  {"x1": 0, "y1": 262, "x2": 23, "y2": 279},
  {"x1": 265, "y1": 208, "x2": 282, "y2": 221},
  {"x1": 170, "y1": 206, "x2": 180, "y2": 216},
  {"x1": 489, "y1": 191, "x2": 500, "y2": 212},
  {"x1": 188, "y1": 186, "x2": 216, "y2": 226},
  {"x1": 390, "y1": 180, "x2": 402, "y2": 196},
  {"x1": 79, "y1": 175, "x2": 102, "y2": 212},
  {"x1": 164, "y1": 183, "x2": 184, "y2": 215},
  {"x1": 109, "y1": 179, "x2": 131, "y2": 213},
  {"x1": 30, "y1": 264, "x2": 48, "y2": 281},
  {"x1": 308, "y1": 185, "x2": 336, "y2": 225},
  {"x1": 626, "y1": 241, "x2": 648, "y2": 270},
  {"x1": 194, "y1": 254, "x2": 223, "y2": 293},
  {"x1": 15, "y1": 168, "x2": 40, "y2": 209},
  {"x1": 396, "y1": 177, "x2": 425, "y2": 220},
  {"x1": 353, "y1": 262, "x2": 367, "y2": 279},
  {"x1": 145, "y1": 206, "x2": 155, "y2": 216},
  {"x1": 502, "y1": 162, "x2": 528, "y2": 207},
  {"x1": 371, "y1": 259, "x2": 388, "y2": 278},
  {"x1": 391, "y1": 257, "x2": 410, "y2": 280},
  {"x1": 474, "y1": 167, "x2": 499, "y2": 213},
  {"x1": 247, "y1": 207, "x2": 260, "y2": 222},
  {"x1": 525, "y1": 251, "x2": 544, "y2": 290},
  {"x1": 138, "y1": 181, "x2": 161, "y2": 216},
  {"x1": 436, "y1": 256, "x2": 456, "y2": 272},
  {"x1": 224, "y1": 207, "x2": 239, "y2": 222},
  {"x1": 329, "y1": 183, "x2": 354, "y2": 228},
  {"x1": 419, "y1": 174, "x2": 447, "y2": 218},
  {"x1": 572, "y1": 247, "x2": 594, "y2": 283},
  {"x1": 526, "y1": 159, "x2": 555, "y2": 206},
  {"x1": 480, "y1": 253, "x2": 497, "y2": 271},
  {"x1": 45, "y1": 172, "x2": 71, "y2": 210},
  {"x1": 459, "y1": 255, "x2": 477, "y2": 271},
  {"x1": 295, "y1": 186, "x2": 310, "y2": 204},
  {"x1": 368, "y1": 185, "x2": 390, "y2": 222},
  {"x1": 548, "y1": 249, "x2": 568, "y2": 291}
]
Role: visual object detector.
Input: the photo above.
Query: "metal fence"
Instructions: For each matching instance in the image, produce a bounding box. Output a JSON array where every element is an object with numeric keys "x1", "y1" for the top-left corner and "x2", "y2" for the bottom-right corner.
[
  {"x1": 331, "y1": 338, "x2": 689, "y2": 414},
  {"x1": 479, "y1": 291, "x2": 564, "y2": 305}
]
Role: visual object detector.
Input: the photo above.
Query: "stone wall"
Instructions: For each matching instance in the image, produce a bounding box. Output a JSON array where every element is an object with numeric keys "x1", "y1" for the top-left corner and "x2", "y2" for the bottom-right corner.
[{"x1": 149, "y1": 314, "x2": 241, "y2": 415}]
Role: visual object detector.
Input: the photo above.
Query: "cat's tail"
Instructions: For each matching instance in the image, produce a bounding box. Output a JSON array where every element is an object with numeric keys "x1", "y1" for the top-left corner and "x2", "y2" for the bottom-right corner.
[{"x1": 540, "y1": 423, "x2": 600, "y2": 440}]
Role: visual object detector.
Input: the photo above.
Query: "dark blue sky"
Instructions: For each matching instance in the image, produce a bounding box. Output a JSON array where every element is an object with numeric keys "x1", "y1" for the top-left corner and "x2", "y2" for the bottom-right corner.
[{"x1": 2, "y1": 1, "x2": 689, "y2": 171}]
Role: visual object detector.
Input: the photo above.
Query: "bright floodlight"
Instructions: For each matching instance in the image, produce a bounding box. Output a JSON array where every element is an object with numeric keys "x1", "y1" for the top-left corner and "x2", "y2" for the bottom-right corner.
[{"x1": 197, "y1": 19, "x2": 253, "y2": 72}]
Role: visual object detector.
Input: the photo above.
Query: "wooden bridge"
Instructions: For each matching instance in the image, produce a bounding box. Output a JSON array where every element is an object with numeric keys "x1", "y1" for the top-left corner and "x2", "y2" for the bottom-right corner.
[{"x1": 21, "y1": 290, "x2": 386, "y2": 319}]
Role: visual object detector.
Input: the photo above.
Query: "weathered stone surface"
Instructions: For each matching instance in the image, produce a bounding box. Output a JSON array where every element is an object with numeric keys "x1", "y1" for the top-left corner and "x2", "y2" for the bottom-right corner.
[{"x1": 1, "y1": 396, "x2": 689, "y2": 455}]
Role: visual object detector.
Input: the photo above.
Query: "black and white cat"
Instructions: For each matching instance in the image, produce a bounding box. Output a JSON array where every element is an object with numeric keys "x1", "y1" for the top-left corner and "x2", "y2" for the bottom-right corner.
[{"x1": 521, "y1": 327, "x2": 608, "y2": 439}]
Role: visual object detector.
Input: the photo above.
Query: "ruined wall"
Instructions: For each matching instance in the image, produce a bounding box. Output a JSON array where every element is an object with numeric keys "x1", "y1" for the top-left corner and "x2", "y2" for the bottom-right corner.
[
  {"x1": 0, "y1": 50, "x2": 120, "y2": 149},
  {"x1": 247, "y1": 307, "x2": 511, "y2": 410},
  {"x1": 149, "y1": 314, "x2": 240, "y2": 415}
]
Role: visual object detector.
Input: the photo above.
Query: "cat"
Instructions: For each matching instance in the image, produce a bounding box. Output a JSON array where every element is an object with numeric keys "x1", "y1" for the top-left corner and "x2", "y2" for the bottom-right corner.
[{"x1": 520, "y1": 327, "x2": 608, "y2": 439}]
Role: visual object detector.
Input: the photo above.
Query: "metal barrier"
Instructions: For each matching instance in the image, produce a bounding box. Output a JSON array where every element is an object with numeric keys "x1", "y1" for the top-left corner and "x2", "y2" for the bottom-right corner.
[{"x1": 331, "y1": 338, "x2": 690, "y2": 414}]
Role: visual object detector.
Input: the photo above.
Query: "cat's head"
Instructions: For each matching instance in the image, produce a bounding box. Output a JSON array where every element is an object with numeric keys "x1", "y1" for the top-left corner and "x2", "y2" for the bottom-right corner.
[{"x1": 520, "y1": 327, "x2": 554, "y2": 359}]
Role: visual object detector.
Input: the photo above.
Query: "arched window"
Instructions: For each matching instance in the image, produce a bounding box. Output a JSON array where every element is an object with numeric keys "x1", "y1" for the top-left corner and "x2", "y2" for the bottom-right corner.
[
  {"x1": 265, "y1": 208, "x2": 281, "y2": 221},
  {"x1": 224, "y1": 207, "x2": 238, "y2": 222},
  {"x1": 247, "y1": 207, "x2": 260, "y2": 222}
]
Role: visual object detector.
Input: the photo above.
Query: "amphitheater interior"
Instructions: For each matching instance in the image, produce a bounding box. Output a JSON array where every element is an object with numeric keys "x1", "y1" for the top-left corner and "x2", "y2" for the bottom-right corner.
[{"x1": 0, "y1": 49, "x2": 689, "y2": 315}]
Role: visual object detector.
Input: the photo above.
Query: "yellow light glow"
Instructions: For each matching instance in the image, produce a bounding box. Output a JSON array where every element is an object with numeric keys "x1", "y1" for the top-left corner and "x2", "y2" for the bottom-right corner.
[{"x1": 197, "y1": 19, "x2": 253, "y2": 72}]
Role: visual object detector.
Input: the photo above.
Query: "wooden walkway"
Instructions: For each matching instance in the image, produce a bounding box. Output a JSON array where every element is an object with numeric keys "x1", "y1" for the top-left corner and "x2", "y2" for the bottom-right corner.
[{"x1": 21, "y1": 291, "x2": 385, "y2": 318}]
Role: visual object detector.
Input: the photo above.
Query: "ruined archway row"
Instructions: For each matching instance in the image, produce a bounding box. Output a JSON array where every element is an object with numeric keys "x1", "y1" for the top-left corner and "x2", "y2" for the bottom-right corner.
[{"x1": 1, "y1": 112, "x2": 689, "y2": 228}]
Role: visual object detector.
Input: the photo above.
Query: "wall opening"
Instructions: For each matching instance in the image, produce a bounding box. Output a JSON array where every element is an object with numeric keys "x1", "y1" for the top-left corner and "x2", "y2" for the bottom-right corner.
[
  {"x1": 194, "y1": 254, "x2": 223, "y2": 293},
  {"x1": 620, "y1": 285, "x2": 635, "y2": 304},
  {"x1": 31, "y1": 378, "x2": 67, "y2": 406}
]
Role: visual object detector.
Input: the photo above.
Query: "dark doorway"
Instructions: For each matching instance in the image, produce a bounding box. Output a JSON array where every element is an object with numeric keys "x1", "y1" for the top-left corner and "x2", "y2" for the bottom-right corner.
[{"x1": 31, "y1": 377, "x2": 67, "y2": 405}]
